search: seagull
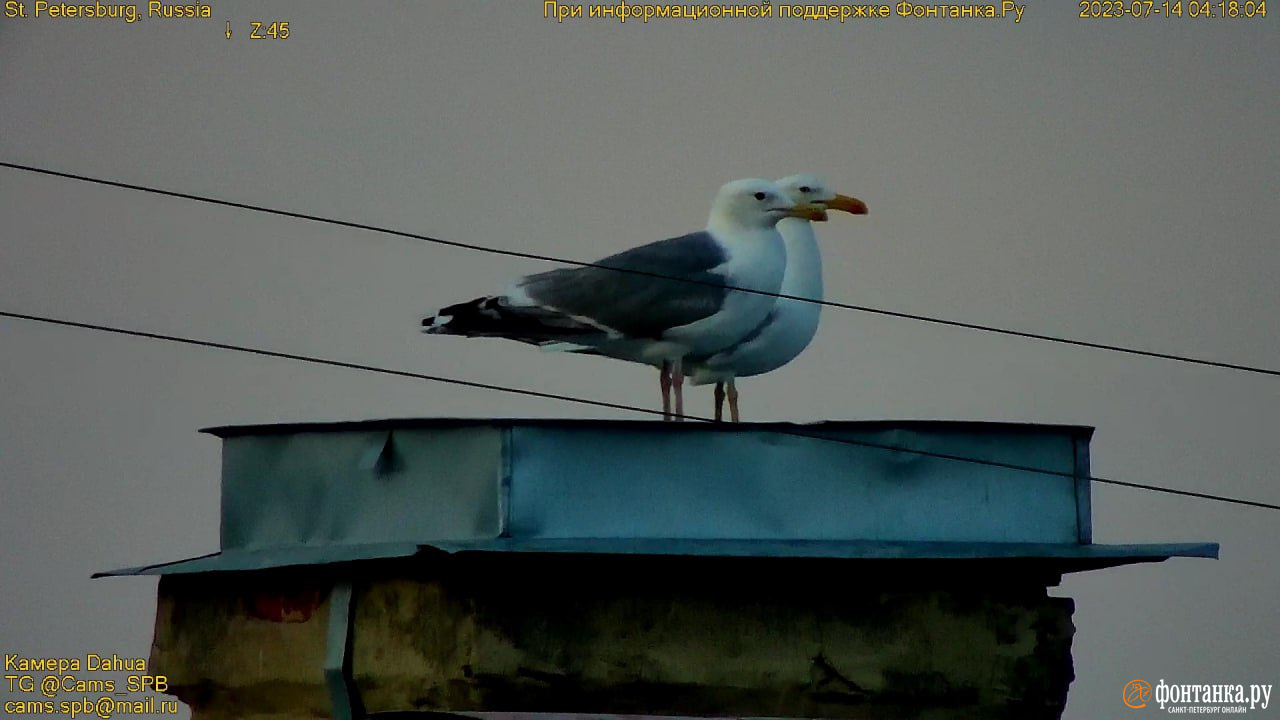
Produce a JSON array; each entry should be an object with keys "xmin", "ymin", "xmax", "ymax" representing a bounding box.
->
[
  {"xmin": 684, "ymin": 174, "xmax": 868, "ymax": 422},
  {"xmin": 563, "ymin": 174, "xmax": 868, "ymax": 421},
  {"xmin": 421, "ymin": 178, "xmax": 828, "ymax": 420}
]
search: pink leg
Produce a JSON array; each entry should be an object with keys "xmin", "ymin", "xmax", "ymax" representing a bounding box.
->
[
  {"xmin": 659, "ymin": 362, "xmax": 672, "ymax": 421},
  {"xmin": 727, "ymin": 379, "xmax": 740, "ymax": 423},
  {"xmin": 671, "ymin": 357, "xmax": 685, "ymax": 421}
]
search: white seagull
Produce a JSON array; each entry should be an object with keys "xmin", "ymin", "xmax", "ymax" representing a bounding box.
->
[
  {"xmin": 686, "ymin": 174, "xmax": 868, "ymax": 421},
  {"xmin": 563, "ymin": 174, "xmax": 867, "ymax": 421},
  {"xmin": 422, "ymin": 178, "xmax": 827, "ymax": 420}
]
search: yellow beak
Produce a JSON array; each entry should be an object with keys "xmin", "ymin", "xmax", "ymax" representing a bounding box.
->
[
  {"xmin": 824, "ymin": 194, "xmax": 869, "ymax": 215},
  {"xmin": 785, "ymin": 202, "xmax": 829, "ymax": 222}
]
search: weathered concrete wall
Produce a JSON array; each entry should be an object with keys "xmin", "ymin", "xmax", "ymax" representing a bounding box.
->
[
  {"xmin": 150, "ymin": 571, "xmax": 334, "ymax": 720},
  {"xmin": 149, "ymin": 555, "xmax": 1075, "ymax": 720}
]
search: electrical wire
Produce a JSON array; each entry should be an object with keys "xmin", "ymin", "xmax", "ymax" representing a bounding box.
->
[
  {"xmin": 3, "ymin": 160, "xmax": 1277, "ymax": 379},
  {"xmin": 4, "ymin": 308, "xmax": 1277, "ymax": 512}
]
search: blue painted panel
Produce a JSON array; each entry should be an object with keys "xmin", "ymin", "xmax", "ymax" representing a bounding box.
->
[
  {"xmin": 1074, "ymin": 435, "xmax": 1093, "ymax": 543},
  {"xmin": 508, "ymin": 424, "xmax": 1079, "ymax": 544},
  {"xmin": 220, "ymin": 427, "xmax": 502, "ymax": 549}
]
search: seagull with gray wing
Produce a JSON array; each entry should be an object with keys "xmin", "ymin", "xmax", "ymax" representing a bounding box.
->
[
  {"xmin": 687, "ymin": 174, "xmax": 868, "ymax": 421},
  {"xmin": 563, "ymin": 174, "xmax": 869, "ymax": 422},
  {"xmin": 422, "ymin": 178, "xmax": 827, "ymax": 420}
]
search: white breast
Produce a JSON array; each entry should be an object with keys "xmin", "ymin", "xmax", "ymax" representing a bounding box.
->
[{"xmin": 688, "ymin": 217, "xmax": 823, "ymax": 382}]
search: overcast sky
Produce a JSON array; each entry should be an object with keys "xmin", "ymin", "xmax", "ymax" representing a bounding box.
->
[{"xmin": 1, "ymin": 2, "xmax": 1277, "ymax": 718}]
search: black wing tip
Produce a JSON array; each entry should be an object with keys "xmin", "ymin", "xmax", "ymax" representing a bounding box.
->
[
  {"xmin": 420, "ymin": 296, "xmax": 497, "ymax": 337},
  {"xmin": 421, "ymin": 316, "xmax": 451, "ymax": 334},
  {"xmin": 419, "ymin": 295, "xmax": 611, "ymax": 348}
]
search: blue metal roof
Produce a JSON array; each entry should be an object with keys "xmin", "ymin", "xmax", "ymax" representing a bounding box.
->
[
  {"xmin": 199, "ymin": 417, "xmax": 1099, "ymax": 436},
  {"xmin": 92, "ymin": 539, "xmax": 1218, "ymax": 578},
  {"xmin": 94, "ymin": 418, "xmax": 1217, "ymax": 578}
]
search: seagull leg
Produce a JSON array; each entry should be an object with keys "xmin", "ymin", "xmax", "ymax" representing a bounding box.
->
[
  {"xmin": 671, "ymin": 357, "xmax": 685, "ymax": 421},
  {"xmin": 713, "ymin": 382, "xmax": 725, "ymax": 422},
  {"xmin": 659, "ymin": 361, "xmax": 672, "ymax": 421},
  {"xmin": 727, "ymin": 378, "xmax": 740, "ymax": 423}
]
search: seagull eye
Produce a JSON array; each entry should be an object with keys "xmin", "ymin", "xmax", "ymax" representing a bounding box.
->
[
  {"xmin": 799, "ymin": 186, "xmax": 812, "ymax": 193},
  {"xmin": 753, "ymin": 191, "xmax": 767, "ymax": 201}
]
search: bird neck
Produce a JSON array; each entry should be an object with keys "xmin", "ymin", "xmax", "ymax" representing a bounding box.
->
[{"xmin": 777, "ymin": 218, "xmax": 823, "ymax": 297}]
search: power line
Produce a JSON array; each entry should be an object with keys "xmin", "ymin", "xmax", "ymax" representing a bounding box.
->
[
  {"xmin": 3, "ymin": 160, "xmax": 1278, "ymax": 379},
  {"xmin": 4, "ymin": 308, "xmax": 1278, "ymax": 512}
]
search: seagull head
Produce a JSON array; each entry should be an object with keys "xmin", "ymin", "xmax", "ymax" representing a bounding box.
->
[
  {"xmin": 709, "ymin": 178, "xmax": 828, "ymax": 231},
  {"xmin": 776, "ymin": 174, "xmax": 868, "ymax": 217}
]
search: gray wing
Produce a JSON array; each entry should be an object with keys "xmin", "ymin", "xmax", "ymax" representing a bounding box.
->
[{"xmin": 516, "ymin": 231, "xmax": 730, "ymax": 339}]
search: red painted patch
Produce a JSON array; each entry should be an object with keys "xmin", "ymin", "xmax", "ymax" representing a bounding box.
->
[{"xmin": 249, "ymin": 589, "xmax": 323, "ymax": 623}]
